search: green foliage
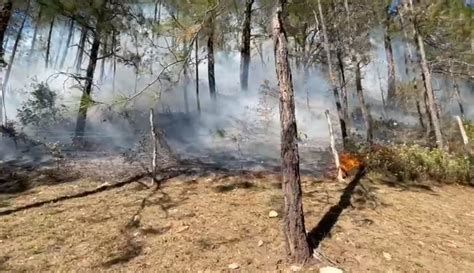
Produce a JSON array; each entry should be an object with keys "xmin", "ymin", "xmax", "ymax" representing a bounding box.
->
[
  {"xmin": 367, "ymin": 144, "xmax": 472, "ymax": 185},
  {"xmin": 17, "ymin": 82, "xmax": 65, "ymax": 129}
]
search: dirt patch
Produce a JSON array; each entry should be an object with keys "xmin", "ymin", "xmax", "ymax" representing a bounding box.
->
[{"xmin": 0, "ymin": 172, "xmax": 473, "ymax": 272}]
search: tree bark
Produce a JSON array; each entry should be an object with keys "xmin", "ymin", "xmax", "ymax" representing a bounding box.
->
[
  {"xmin": 355, "ymin": 60, "xmax": 373, "ymax": 144},
  {"xmin": 100, "ymin": 35, "xmax": 107, "ymax": 82},
  {"xmin": 240, "ymin": 0, "xmax": 253, "ymax": 91},
  {"xmin": 59, "ymin": 19, "xmax": 75, "ymax": 69},
  {"xmin": 45, "ymin": 16, "xmax": 55, "ymax": 69},
  {"xmin": 27, "ymin": 4, "xmax": 42, "ymax": 65},
  {"xmin": 384, "ymin": 16, "xmax": 397, "ymax": 106},
  {"xmin": 74, "ymin": 2, "xmax": 106, "ymax": 141},
  {"xmin": 325, "ymin": 110, "xmax": 343, "ymax": 181},
  {"xmin": 317, "ymin": 0, "xmax": 348, "ymax": 147},
  {"xmin": 207, "ymin": 16, "xmax": 216, "ymax": 100},
  {"xmin": 273, "ymin": 0, "xmax": 312, "ymax": 263}
]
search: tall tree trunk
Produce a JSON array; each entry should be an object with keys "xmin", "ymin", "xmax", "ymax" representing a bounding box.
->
[
  {"xmin": 240, "ymin": 0, "xmax": 253, "ymax": 91},
  {"xmin": 75, "ymin": 26, "xmax": 87, "ymax": 73},
  {"xmin": 195, "ymin": 37, "xmax": 201, "ymax": 113},
  {"xmin": 273, "ymin": 0, "xmax": 312, "ymax": 263},
  {"xmin": 183, "ymin": 62, "xmax": 190, "ymax": 114},
  {"xmin": 2, "ymin": 0, "xmax": 30, "ymax": 123},
  {"xmin": 384, "ymin": 16, "xmax": 397, "ymax": 107},
  {"xmin": 54, "ymin": 20, "xmax": 68, "ymax": 68},
  {"xmin": 336, "ymin": 47, "xmax": 349, "ymax": 125},
  {"xmin": 207, "ymin": 17, "xmax": 216, "ymax": 100},
  {"xmin": 408, "ymin": 0, "xmax": 443, "ymax": 149},
  {"xmin": 317, "ymin": 0, "xmax": 348, "ymax": 147},
  {"xmin": 153, "ymin": 0, "xmax": 162, "ymax": 25},
  {"xmin": 111, "ymin": 31, "xmax": 116, "ymax": 92},
  {"xmin": 59, "ymin": 19, "xmax": 74, "ymax": 69},
  {"xmin": 27, "ymin": 5, "xmax": 42, "ymax": 65},
  {"xmin": 74, "ymin": 2, "xmax": 106, "ymax": 141},
  {"xmin": 449, "ymin": 61, "xmax": 464, "ymax": 117},
  {"xmin": 100, "ymin": 35, "xmax": 107, "ymax": 82},
  {"xmin": 355, "ymin": 59, "xmax": 373, "ymax": 144},
  {"xmin": 414, "ymin": 24, "xmax": 443, "ymax": 149},
  {"xmin": 0, "ymin": 0, "xmax": 13, "ymax": 124},
  {"xmin": 45, "ymin": 17, "xmax": 55, "ymax": 69}
]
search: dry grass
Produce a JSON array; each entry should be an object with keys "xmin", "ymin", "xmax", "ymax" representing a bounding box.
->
[{"xmin": 1, "ymin": 172, "xmax": 474, "ymax": 272}]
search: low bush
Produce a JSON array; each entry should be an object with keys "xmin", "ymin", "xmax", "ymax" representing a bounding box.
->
[{"xmin": 366, "ymin": 144, "xmax": 472, "ymax": 185}]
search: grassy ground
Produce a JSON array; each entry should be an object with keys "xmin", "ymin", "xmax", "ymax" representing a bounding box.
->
[{"xmin": 1, "ymin": 170, "xmax": 473, "ymax": 272}]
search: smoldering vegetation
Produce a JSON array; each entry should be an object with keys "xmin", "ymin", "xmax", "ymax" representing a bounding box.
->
[{"xmin": 0, "ymin": 2, "xmax": 472, "ymax": 176}]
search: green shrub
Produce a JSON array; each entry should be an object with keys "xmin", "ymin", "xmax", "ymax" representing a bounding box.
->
[{"xmin": 366, "ymin": 144, "xmax": 472, "ymax": 185}]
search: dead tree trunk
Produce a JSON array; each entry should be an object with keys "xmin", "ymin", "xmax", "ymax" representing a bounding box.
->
[
  {"xmin": 75, "ymin": 26, "xmax": 87, "ymax": 73},
  {"xmin": 153, "ymin": 0, "xmax": 162, "ymax": 24},
  {"xmin": 273, "ymin": 1, "xmax": 312, "ymax": 263},
  {"xmin": 59, "ymin": 19, "xmax": 75, "ymax": 69},
  {"xmin": 325, "ymin": 110, "xmax": 343, "ymax": 181},
  {"xmin": 27, "ymin": 4, "xmax": 42, "ymax": 65},
  {"xmin": 415, "ymin": 24, "xmax": 443, "ymax": 149},
  {"xmin": 207, "ymin": 17, "xmax": 216, "ymax": 100},
  {"xmin": 2, "ymin": 0, "xmax": 30, "ymax": 123},
  {"xmin": 317, "ymin": 0, "xmax": 348, "ymax": 147},
  {"xmin": 240, "ymin": 0, "xmax": 253, "ymax": 91},
  {"xmin": 408, "ymin": 0, "xmax": 443, "ymax": 149},
  {"xmin": 45, "ymin": 16, "xmax": 55, "ymax": 69},
  {"xmin": 74, "ymin": 3, "xmax": 106, "ymax": 141},
  {"xmin": 195, "ymin": 37, "xmax": 201, "ymax": 113},
  {"xmin": 355, "ymin": 59, "xmax": 373, "ymax": 144},
  {"xmin": 384, "ymin": 16, "xmax": 397, "ymax": 106}
]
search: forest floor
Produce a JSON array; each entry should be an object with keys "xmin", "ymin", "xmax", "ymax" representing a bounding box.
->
[{"xmin": 1, "ymin": 158, "xmax": 474, "ymax": 272}]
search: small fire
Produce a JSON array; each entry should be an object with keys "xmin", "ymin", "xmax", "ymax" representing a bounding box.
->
[{"xmin": 340, "ymin": 152, "xmax": 363, "ymax": 178}]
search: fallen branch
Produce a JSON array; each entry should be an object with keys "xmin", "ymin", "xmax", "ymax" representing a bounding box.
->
[{"xmin": 0, "ymin": 171, "xmax": 182, "ymax": 217}]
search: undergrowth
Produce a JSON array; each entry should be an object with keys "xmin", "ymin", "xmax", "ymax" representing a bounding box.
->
[{"xmin": 366, "ymin": 144, "xmax": 472, "ymax": 185}]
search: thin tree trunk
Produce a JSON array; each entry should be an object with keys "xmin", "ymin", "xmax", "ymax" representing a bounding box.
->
[
  {"xmin": 449, "ymin": 61, "xmax": 464, "ymax": 117},
  {"xmin": 183, "ymin": 60, "xmax": 190, "ymax": 113},
  {"xmin": 45, "ymin": 17, "xmax": 55, "ymax": 69},
  {"xmin": 384, "ymin": 16, "xmax": 397, "ymax": 107},
  {"xmin": 415, "ymin": 100, "xmax": 425, "ymax": 129},
  {"xmin": 54, "ymin": 20, "xmax": 68, "ymax": 68},
  {"xmin": 415, "ymin": 26, "xmax": 443, "ymax": 149},
  {"xmin": 336, "ymin": 47, "xmax": 349, "ymax": 124},
  {"xmin": 153, "ymin": 0, "xmax": 162, "ymax": 25},
  {"xmin": 2, "ymin": 0, "xmax": 30, "ymax": 123},
  {"xmin": 100, "ymin": 35, "xmax": 107, "ymax": 82},
  {"xmin": 195, "ymin": 37, "xmax": 201, "ymax": 113},
  {"xmin": 325, "ymin": 110, "xmax": 343, "ymax": 181},
  {"xmin": 111, "ymin": 31, "xmax": 116, "ymax": 92},
  {"xmin": 150, "ymin": 109, "xmax": 158, "ymax": 185},
  {"xmin": 0, "ymin": 0, "xmax": 13, "ymax": 124},
  {"xmin": 240, "ymin": 0, "xmax": 253, "ymax": 91},
  {"xmin": 408, "ymin": 0, "xmax": 443, "ymax": 149},
  {"xmin": 207, "ymin": 17, "xmax": 216, "ymax": 100},
  {"xmin": 59, "ymin": 19, "xmax": 74, "ymax": 69},
  {"xmin": 355, "ymin": 60, "xmax": 373, "ymax": 144},
  {"xmin": 317, "ymin": 0, "xmax": 348, "ymax": 147},
  {"xmin": 273, "ymin": 0, "xmax": 312, "ymax": 263},
  {"xmin": 74, "ymin": 2, "xmax": 106, "ymax": 141},
  {"xmin": 75, "ymin": 26, "xmax": 87, "ymax": 73},
  {"xmin": 27, "ymin": 5, "xmax": 42, "ymax": 65}
]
